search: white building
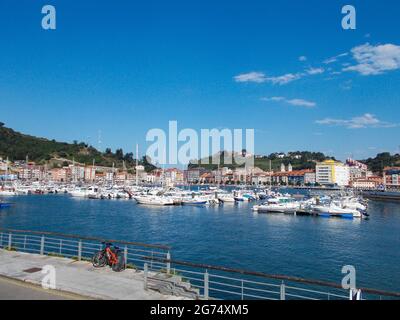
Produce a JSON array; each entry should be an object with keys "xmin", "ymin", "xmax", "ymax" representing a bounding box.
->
[{"xmin": 316, "ymin": 160, "xmax": 350, "ymax": 186}]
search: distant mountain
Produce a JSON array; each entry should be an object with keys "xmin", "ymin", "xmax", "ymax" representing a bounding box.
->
[{"xmin": 0, "ymin": 122, "xmax": 156, "ymax": 172}]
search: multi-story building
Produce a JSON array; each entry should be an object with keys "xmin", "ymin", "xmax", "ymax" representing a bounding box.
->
[
  {"xmin": 316, "ymin": 160, "xmax": 350, "ymax": 186},
  {"xmin": 50, "ymin": 168, "xmax": 68, "ymax": 182},
  {"xmin": 84, "ymin": 166, "xmax": 96, "ymax": 182},
  {"xmin": 384, "ymin": 167, "xmax": 400, "ymax": 187},
  {"xmin": 350, "ymin": 176, "xmax": 383, "ymax": 189}
]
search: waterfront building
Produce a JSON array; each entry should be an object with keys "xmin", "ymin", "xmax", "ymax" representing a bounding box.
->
[
  {"xmin": 304, "ymin": 172, "xmax": 316, "ymax": 185},
  {"xmin": 346, "ymin": 158, "xmax": 369, "ymax": 181},
  {"xmin": 383, "ymin": 167, "xmax": 400, "ymax": 188},
  {"xmin": 84, "ymin": 166, "xmax": 96, "ymax": 182},
  {"xmin": 70, "ymin": 165, "xmax": 85, "ymax": 182},
  {"xmin": 50, "ymin": 168, "xmax": 68, "ymax": 182},
  {"xmin": 184, "ymin": 168, "xmax": 208, "ymax": 184},
  {"xmin": 164, "ymin": 168, "xmax": 184, "ymax": 184},
  {"xmin": 271, "ymin": 169, "xmax": 314, "ymax": 185},
  {"xmin": 251, "ymin": 172, "xmax": 272, "ymax": 185},
  {"xmin": 350, "ymin": 176, "xmax": 383, "ymax": 189},
  {"xmin": 315, "ymin": 160, "xmax": 350, "ymax": 186}
]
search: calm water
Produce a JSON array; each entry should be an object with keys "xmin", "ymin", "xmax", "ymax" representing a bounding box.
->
[{"xmin": 1, "ymin": 192, "xmax": 400, "ymax": 292}]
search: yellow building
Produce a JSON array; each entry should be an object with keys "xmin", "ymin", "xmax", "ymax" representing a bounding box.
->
[{"xmin": 316, "ymin": 160, "xmax": 350, "ymax": 186}]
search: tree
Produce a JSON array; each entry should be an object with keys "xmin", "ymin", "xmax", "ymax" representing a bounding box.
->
[{"xmin": 115, "ymin": 148, "xmax": 124, "ymax": 160}]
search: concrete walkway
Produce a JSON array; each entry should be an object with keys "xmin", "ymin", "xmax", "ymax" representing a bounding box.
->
[
  {"xmin": 0, "ymin": 249, "xmax": 185, "ymax": 300},
  {"xmin": 0, "ymin": 276, "xmax": 87, "ymax": 300}
]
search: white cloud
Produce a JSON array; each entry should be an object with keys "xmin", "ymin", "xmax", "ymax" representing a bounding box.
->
[
  {"xmin": 234, "ymin": 71, "xmax": 266, "ymax": 83},
  {"xmin": 343, "ymin": 43, "xmax": 400, "ymax": 75},
  {"xmin": 306, "ymin": 67, "xmax": 324, "ymax": 75},
  {"xmin": 323, "ymin": 52, "xmax": 348, "ymax": 64},
  {"xmin": 286, "ymin": 99, "xmax": 316, "ymax": 107},
  {"xmin": 267, "ymin": 73, "xmax": 303, "ymax": 85},
  {"xmin": 299, "ymin": 56, "xmax": 307, "ymax": 62},
  {"xmin": 234, "ymin": 72, "xmax": 303, "ymax": 85},
  {"xmin": 316, "ymin": 113, "xmax": 397, "ymax": 129},
  {"xmin": 261, "ymin": 96, "xmax": 316, "ymax": 108}
]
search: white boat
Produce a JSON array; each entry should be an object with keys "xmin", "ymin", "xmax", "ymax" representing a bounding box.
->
[
  {"xmin": 253, "ymin": 197, "xmax": 299, "ymax": 213},
  {"xmin": 0, "ymin": 189, "xmax": 18, "ymax": 196},
  {"xmin": 182, "ymin": 197, "xmax": 208, "ymax": 206},
  {"xmin": 312, "ymin": 204, "xmax": 363, "ymax": 218},
  {"xmin": 218, "ymin": 193, "xmax": 235, "ymax": 203},
  {"xmin": 134, "ymin": 195, "xmax": 175, "ymax": 206},
  {"xmin": 69, "ymin": 186, "xmax": 99, "ymax": 198}
]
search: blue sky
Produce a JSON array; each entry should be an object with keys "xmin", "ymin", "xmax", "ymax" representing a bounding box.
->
[{"xmin": 0, "ymin": 0, "xmax": 399, "ymax": 162}]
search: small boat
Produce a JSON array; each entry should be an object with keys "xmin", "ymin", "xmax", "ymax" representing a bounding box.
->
[
  {"xmin": 182, "ymin": 198, "xmax": 208, "ymax": 206},
  {"xmin": 312, "ymin": 204, "xmax": 363, "ymax": 219},
  {"xmin": 218, "ymin": 194, "xmax": 236, "ymax": 203},
  {"xmin": 134, "ymin": 195, "xmax": 175, "ymax": 206},
  {"xmin": 0, "ymin": 201, "xmax": 12, "ymax": 209},
  {"xmin": 0, "ymin": 190, "xmax": 18, "ymax": 196},
  {"xmin": 253, "ymin": 197, "xmax": 299, "ymax": 214}
]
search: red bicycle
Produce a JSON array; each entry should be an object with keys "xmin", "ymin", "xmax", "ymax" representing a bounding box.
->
[{"xmin": 92, "ymin": 242, "xmax": 126, "ymax": 272}]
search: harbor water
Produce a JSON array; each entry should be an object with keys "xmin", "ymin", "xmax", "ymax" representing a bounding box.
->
[{"xmin": 0, "ymin": 191, "xmax": 399, "ymax": 293}]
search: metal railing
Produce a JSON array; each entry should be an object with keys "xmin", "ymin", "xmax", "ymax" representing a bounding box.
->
[
  {"xmin": 142, "ymin": 257, "xmax": 400, "ymax": 301},
  {"xmin": 1, "ymin": 228, "xmax": 399, "ymax": 300},
  {"xmin": 0, "ymin": 228, "xmax": 170, "ymax": 273}
]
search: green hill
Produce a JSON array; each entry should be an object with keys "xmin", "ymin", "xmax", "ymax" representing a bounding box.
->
[
  {"xmin": 189, "ymin": 151, "xmax": 335, "ymax": 171},
  {"xmin": 361, "ymin": 152, "xmax": 400, "ymax": 174},
  {"xmin": 0, "ymin": 122, "xmax": 156, "ymax": 171}
]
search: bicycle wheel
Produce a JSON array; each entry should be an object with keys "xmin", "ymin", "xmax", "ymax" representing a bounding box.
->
[
  {"xmin": 92, "ymin": 251, "xmax": 107, "ymax": 267},
  {"xmin": 112, "ymin": 252, "xmax": 126, "ymax": 272}
]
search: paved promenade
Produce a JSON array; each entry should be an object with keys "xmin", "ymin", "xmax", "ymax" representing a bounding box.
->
[{"xmin": 0, "ymin": 249, "xmax": 184, "ymax": 300}]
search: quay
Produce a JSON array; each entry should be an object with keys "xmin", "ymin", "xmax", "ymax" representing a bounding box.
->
[
  {"xmin": 362, "ymin": 190, "xmax": 400, "ymax": 202},
  {"xmin": 0, "ymin": 249, "xmax": 186, "ymax": 300},
  {"xmin": 1, "ymin": 228, "xmax": 400, "ymax": 300}
]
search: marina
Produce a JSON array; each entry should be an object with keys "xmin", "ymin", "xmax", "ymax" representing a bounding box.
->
[{"xmin": 1, "ymin": 184, "xmax": 400, "ymax": 294}]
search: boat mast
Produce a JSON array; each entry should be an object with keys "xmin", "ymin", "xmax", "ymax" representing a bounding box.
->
[
  {"xmin": 136, "ymin": 143, "xmax": 139, "ymax": 186},
  {"xmin": 269, "ymin": 159, "xmax": 272, "ymax": 189}
]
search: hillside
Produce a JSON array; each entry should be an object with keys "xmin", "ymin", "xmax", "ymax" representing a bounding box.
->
[
  {"xmin": 361, "ymin": 152, "xmax": 400, "ymax": 174},
  {"xmin": 189, "ymin": 151, "xmax": 335, "ymax": 171},
  {"xmin": 0, "ymin": 122, "xmax": 156, "ymax": 172}
]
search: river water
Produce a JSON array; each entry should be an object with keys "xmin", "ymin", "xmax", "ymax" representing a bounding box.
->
[{"xmin": 0, "ymin": 191, "xmax": 399, "ymax": 293}]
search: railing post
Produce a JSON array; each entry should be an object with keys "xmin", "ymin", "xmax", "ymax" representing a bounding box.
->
[
  {"xmin": 124, "ymin": 246, "xmax": 128, "ymax": 265},
  {"xmin": 349, "ymin": 289, "xmax": 362, "ymax": 300},
  {"xmin": 40, "ymin": 236, "xmax": 45, "ymax": 255},
  {"xmin": 0, "ymin": 232, "xmax": 3, "ymax": 248},
  {"xmin": 8, "ymin": 233, "xmax": 12, "ymax": 250},
  {"xmin": 204, "ymin": 270, "xmax": 209, "ymax": 300},
  {"xmin": 166, "ymin": 251, "xmax": 171, "ymax": 274},
  {"xmin": 23, "ymin": 235, "xmax": 27, "ymax": 250},
  {"xmin": 144, "ymin": 263, "xmax": 148, "ymax": 290},
  {"xmin": 241, "ymin": 280, "xmax": 244, "ymax": 300},
  {"xmin": 78, "ymin": 240, "xmax": 82, "ymax": 261},
  {"xmin": 280, "ymin": 281, "xmax": 286, "ymax": 300}
]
